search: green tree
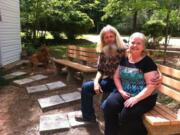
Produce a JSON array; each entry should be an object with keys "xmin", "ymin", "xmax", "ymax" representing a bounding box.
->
[
  {"xmin": 155, "ymin": 0, "xmax": 180, "ymax": 63},
  {"xmin": 20, "ymin": 0, "xmax": 94, "ymax": 41},
  {"xmin": 103, "ymin": 0, "xmax": 157, "ymax": 32}
]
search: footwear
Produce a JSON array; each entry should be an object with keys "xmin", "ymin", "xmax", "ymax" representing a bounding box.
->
[{"xmin": 75, "ymin": 112, "xmax": 97, "ymax": 123}]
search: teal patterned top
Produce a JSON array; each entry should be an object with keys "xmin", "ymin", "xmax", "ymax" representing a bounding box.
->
[{"xmin": 119, "ymin": 56, "xmax": 157, "ymax": 96}]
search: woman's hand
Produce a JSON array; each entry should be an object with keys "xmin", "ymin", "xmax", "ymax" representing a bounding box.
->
[
  {"xmin": 119, "ymin": 90, "xmax": 131, "ymax": 100},
  {"xmin": 124, "ymin": 97, "xmax": 139, "ymax": 108},
  {"xmin": 94, "ymin": 82, "xmax": 103, "ymax": 95}
]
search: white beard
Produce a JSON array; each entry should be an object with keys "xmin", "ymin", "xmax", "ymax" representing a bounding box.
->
[{"xmin": 102, "ymin": 44, "xmax": 118, "ymax": 57}]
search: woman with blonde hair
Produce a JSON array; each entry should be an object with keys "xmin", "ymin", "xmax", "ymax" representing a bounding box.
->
[
  {"xmin": 76, "ymin": 25, "xmax": 126, "ymax": 122},
  {"xmin": 103, "ymin": 32, "xmax": 159, "ymax": 135}
]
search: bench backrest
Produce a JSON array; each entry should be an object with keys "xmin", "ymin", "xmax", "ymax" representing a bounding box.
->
[
  {"xmin": 158, "ymin": 64, "xmax": 180, "ymax": 102},
  {"xmin": 67, "ymin": 45, "xmax": 98, "ymax": 64}
]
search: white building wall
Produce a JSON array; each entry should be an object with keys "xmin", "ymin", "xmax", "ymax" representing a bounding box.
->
[{"xmin": 0, "ymin": 0, "xmax": 21, "ymax": 66}]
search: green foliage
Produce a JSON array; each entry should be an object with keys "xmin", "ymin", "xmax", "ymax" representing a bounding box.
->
[
  {"xmin": 144, "ymin": 20, "xmax": 166, "ymax": 37},
  {"xmin": 144, "ymin": 20, "xmax": 165, "ymax": 48},
  {"xmin": 0, "ymin": 69, "xmax": 9, "ymax": 87},
  {"xmin": 24, "ymin": 44, "xmax": 36, "ymax": 56},
  {"xmin": 21, "ymin": 0, "xmax": 95, "ymax": 41},
  {"xmin": 102, "ymin": 0, "xmax": 157, "ymax": 32}
]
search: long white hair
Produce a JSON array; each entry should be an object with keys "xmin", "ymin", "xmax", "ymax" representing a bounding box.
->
[{"xmin": 96, "ymin": 25, "xmax": 125, "ymax": 53}]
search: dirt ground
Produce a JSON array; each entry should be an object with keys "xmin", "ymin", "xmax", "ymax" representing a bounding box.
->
[
  {"xmin": 0, "ymin": 64, "xmax": 104, "ymax": 135},
  {"xmin": 0, "ymin": 56, "xmax": 180, "ymax": 135}
]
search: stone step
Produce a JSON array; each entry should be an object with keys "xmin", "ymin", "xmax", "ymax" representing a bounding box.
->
[
  {"xmin": 39, "ymin": 113, "xmax": 70, "ymax": 134},
  {"xmin": 13, "ymin": 74, "xmax": 48, "ymax": 86},
  {"xmin": 3, "ymin": 71, "xmax": 27, "ymax": 80},
  {"xmin": 26, "ymin": 81, "xmax": 66, "ymax": 94},
  {"xmin": 67, "ymin": 111, "xmax": 91, "ymax": 128},
  {"xmin": 39, "ymin": 111, "xmax": 90, "ymax": 134},
  {"xmin": 38, "ymin": 91, "xmax": 81, "ymax": 112}
]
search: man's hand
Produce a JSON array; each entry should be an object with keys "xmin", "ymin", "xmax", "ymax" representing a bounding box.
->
[
  {"xmin": 94, "ymin": 82, "xmax": 103, "ymax": 95},
  {"xmin": 151, "ymin": 73, "xmax": 162, "ymax": 88}
]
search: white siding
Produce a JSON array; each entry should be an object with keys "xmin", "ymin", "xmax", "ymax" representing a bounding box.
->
[{"xmin": 0, "ymin": 0, "xmax": 21, "ymax": 66}]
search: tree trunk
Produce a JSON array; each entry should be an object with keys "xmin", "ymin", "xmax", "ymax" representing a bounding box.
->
[
  {"xmin": 132, "ymin": 11, "xmax": 138, "ymax": 32},
  {"xmin": 163, "ymin": 9, "xmax": 171, "ymax": 64}
]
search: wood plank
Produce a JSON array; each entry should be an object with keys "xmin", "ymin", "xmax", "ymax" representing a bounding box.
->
[
  {"xmin": 68, "ymin": 53, "xmax": 78, "ymax": 59},
  {"xmin": 53, "ymin": 59, "xmax": 97, "ymax": 73},
  {"xmin": 153, "ymin": 106, "xmax": 180, "ymax": 125},
  {"xmin": 68, "ymin": 45, "xmax": 96, "ymax": 53},
  {"xmin": 68, "ymin": 45, "xmax": 77, "ymax": 50},
  {"xmin": 144, "ymin": 111, "xmax": 170, "ymax": 126},
  {"xmin": 158, "ymin": 64, "xmax": 180, "ymax": 79},
  {"xmin": 156, "ymin": 103, "xmax": 178, "ymax": 119},
  {"xmin": 144, "ymin": 110, "xmax": 170, "ymax": 126},
  {"xmin": 78, "ymin": 47, "xmax": 96, "ymax": 53},
  {"xmin": 162, "ymin": 75, "xmax": 180, "ymax": 92},
  {"xmin": 78, "ymin": 56, "xmax": 97, "ymax": 63},
  {"xmin": 78, "ymin": 51, "xmax": 98, "ymax": 58},
  {"xmin": 159, "ymin": 85, "xmax": 180, "ymax": 102},
  {"xmin": 68, "ymin": 50, "xmax": 98, "ymax": 58}
]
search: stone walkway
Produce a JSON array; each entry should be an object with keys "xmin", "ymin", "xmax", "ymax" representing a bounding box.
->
[{"xmin": 5, "ymin": 70, "xmax": 94, "ymax": 135}]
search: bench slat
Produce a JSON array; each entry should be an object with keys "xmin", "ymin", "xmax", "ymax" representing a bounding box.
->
[
  {"xmin": 153, "ymin": 106, "xmax": 180, "ymax": 125},
  {"xmin": 158, "ymin": 64, "xmax": 180, "ymax": 79},
  {"xmin": 156, "ymin": 103, "xmax": 178, "ymax": 119},
  {"xmin": 68, "ymin": 45, "xmax": 97, "ymax": 53},
  {"xmin": 144, "ymin": 111, "xmax": 170, "ymax": 126},
  {"xmin": 68, "ymin": 50, "xmax": 98, "ymax": 58},
  {"xmin": 159, "ymin": 85, "xmax": 180, "ymax": 102},
  {"xmin": 54, "ymin": 59, "xmax": 96, "ymax": 73},
  {"xmin": 162, "ymin": 75, "xmax": 180, "ymax": 92},
  {"xmin": 68, "ymin": 54, "xmax": 97, "ymax": 63}
]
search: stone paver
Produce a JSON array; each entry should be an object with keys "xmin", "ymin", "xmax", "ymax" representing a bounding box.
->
[
  {"xmin": 39, "ymin": 113, "xmax": 70, "ymax": 134},
  {"xmin": 77, "ymin": 88, "xmax": 82, "ymax": 92},
  {"xmin": 38, "ymin": 95, "xmax": 65, "ymax": 111},
  {"xmin": 13, "ymin": 78, "xmax": 34, "ymax": 85},
  {"xmin": 67, "ymin": 111, "xmax": 90, "ymax": 128},
  {"xmin": 29, "ymin": 74, "xmax": 48, "ymax": 81},
  {"xmin": 46, "ymin": 81, "xmax": 66, "ymax": 90},
  {"xmin": 26, "ymin": 81, "xmax": 66, "ymax": 94},
  {"xmin": 4, "ymin": 71, "xmax": 27, "ymax": 80},
  {"xmin": 60, "ymin": 92, "xmax": 81, "ymax": 103},
  {"xmin": 10, "ymin": 71, "xmax": 27, "ymax": 76},
  {"xmin": 13, "ymin": 74, "xmax": 48, "ymax": 86},
  {"xmin": 26, "ymin": 85, "xmax": 48, "ymax": 94},
  {"xmin": 38, "ymin": 91, "xmax": 81, "ymax": 111}
]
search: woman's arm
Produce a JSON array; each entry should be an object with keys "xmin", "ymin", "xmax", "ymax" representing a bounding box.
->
[
  {"xmin": 124, "ymin": 70, "xmax": 158, "ymax": 108},
  {"xmin": 114, "ymin": 66, "xmax": 131, "ymax": 100}
]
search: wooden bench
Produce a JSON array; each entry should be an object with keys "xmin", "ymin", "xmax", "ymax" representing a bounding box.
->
[
  {"xmin": 53, "ymin": 45, "xmax": 98, "ymax": 82},
  {"xmin": 54, "ymin": 45, "xmax": 180, "ymax": 134},
  {"xmin": 144, "ymin": 64, "xmax": 180, "ymax": 135}
]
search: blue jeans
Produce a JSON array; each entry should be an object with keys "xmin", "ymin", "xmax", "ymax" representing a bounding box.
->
[{"xmin": 81, "ymin": 78, "xmax": 115, "ymax": 120}]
